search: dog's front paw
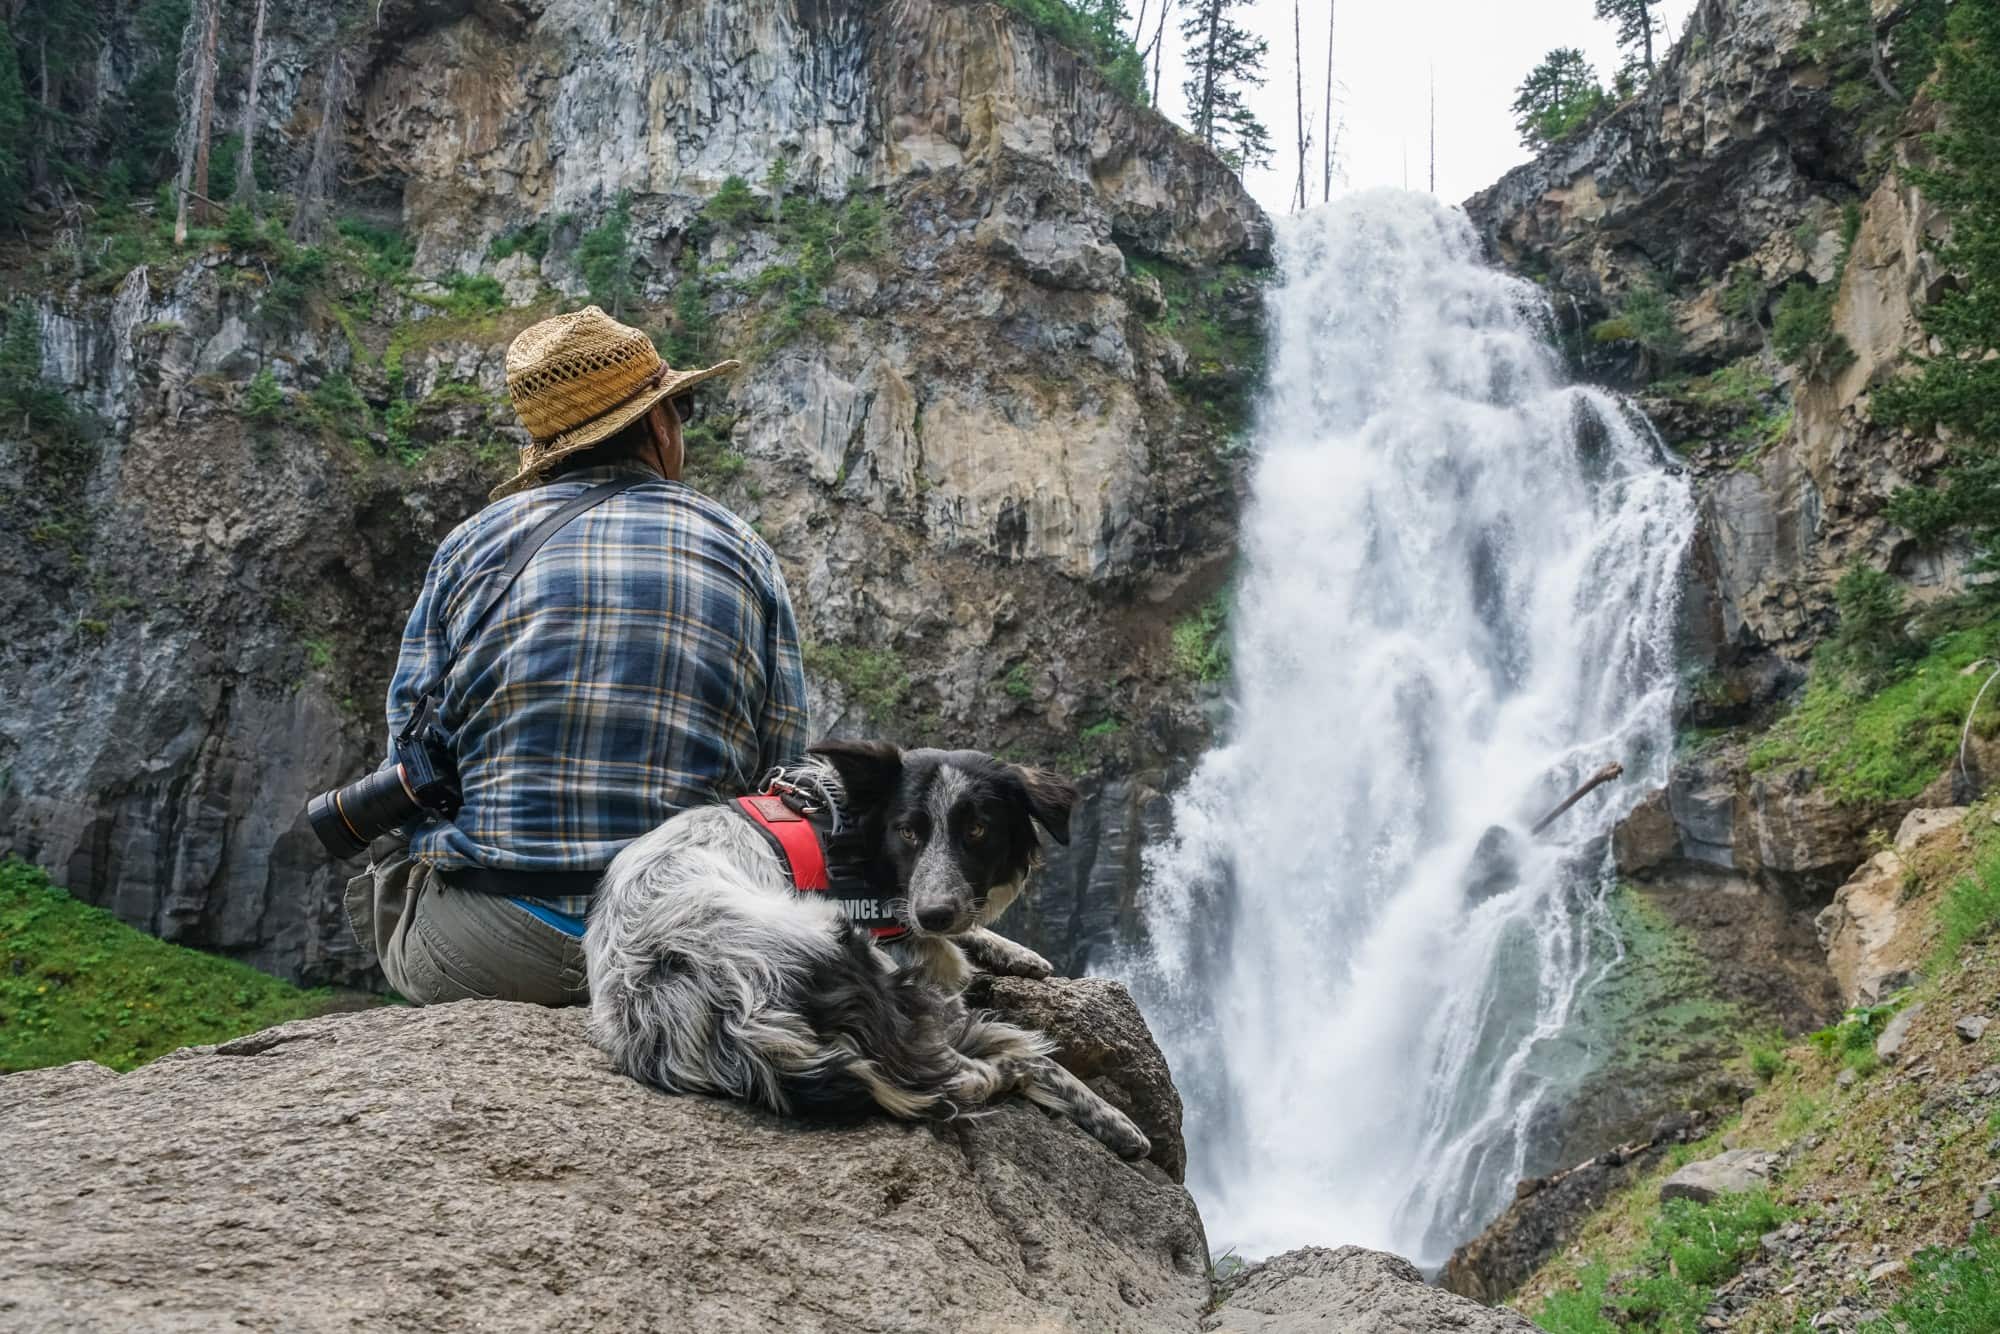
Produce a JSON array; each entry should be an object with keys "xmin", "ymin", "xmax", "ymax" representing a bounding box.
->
[
  {"xmin": 1075, "ymin": 1100, "xmax": 1150, "ymax": 1162},
  {"xmin": 1099, "ymin": 1111, "xmax": 1152, "ymax": 1163},
  {"xmin": 992, "ymin": 945, "xmax": 1053, "ymax": 980}
]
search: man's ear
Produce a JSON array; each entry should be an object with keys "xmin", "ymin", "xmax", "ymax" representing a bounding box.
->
[
  {"xmin": 808, "ymin": 739, "xmax": 904, "ymax": 811},
  {"xmin": 1010, "ymin": 765, "xmax": 1076, "ymax": 846}
]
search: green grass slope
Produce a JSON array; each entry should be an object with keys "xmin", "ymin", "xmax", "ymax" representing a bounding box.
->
[{"xmin": 0, "ymin": 857, "xmax": 352, "ymax": 1073}]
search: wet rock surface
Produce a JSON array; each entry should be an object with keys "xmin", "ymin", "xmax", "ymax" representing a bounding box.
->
[{"xmin": 1207, "ymin": 1247, "xmax": 1539, "ymax": 1333}]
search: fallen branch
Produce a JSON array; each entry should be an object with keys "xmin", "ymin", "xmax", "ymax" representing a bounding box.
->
[{"xmin": 1529, "ymin": 761, "xmax": 1625, "ymax": 837}]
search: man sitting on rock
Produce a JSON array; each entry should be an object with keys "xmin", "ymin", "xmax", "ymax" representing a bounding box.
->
[{"xmin": 345, "ymin": 306, "xmax": 809, "ymax": 1006}]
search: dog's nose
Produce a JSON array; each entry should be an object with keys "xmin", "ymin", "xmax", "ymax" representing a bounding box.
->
[{"xmin": 915, "ymin": 904, "xmax": 956, "ymax": 933}]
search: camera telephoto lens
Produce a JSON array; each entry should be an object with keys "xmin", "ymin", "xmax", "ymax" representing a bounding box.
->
[{"xmin": 306, "ymin": 766, "xmax": 417, "ymax": 859}]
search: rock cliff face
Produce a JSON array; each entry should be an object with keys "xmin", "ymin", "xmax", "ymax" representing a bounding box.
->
[
  {"xmin": 1464, "ymin": 0, "xmax": 1973, "ymax": 1031},
  {"xmin": 1466, "ymin": 0, "xmax": 1963, "ymax": 687},
  {"xmin": 1451, "ymin": 0, "xmax": 1981, "ymax": 1301},
  {"xmin": 0, "ymin": 981, "xmax": 1527, "ymax": 1333},
  {"xmin": 0, "ymin": 0, "xmax": 1269, "ymax": 985}
]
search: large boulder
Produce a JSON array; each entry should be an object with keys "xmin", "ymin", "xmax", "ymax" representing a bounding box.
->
[
  {"xmin": 1660, "ymin": 1149, "xmax": 1778, "ymax": 1205},
  {"xmin": 0, "ymin": 992, "xmax": 1210, "ymax": 1334},
  {"xmin": 1206, "ymin": 1248, "xmax": 1539, "ymax": 1333},
  {"xmin": 1816, "ymin": 807, "xmax": 1969, "ymax": 1006},
  {"xmin": 0, "ymin": 978, "xmax": 1514, "ymax": 1333},
  {"xmin": 967, "ymin": 973, "xmax": 1189, "ymax": 1182}
]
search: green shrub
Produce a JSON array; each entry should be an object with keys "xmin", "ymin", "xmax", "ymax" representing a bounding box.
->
[
  {"xmin": 0, "ymin": 858, "xmax": 345, "ymax": 1073},
  {"xmin": 702, "ymin": 175, "xmax": 762, "ymax": 230},
  {"xmin": 1931, "ymin": 839, "xmax": 2000, "ymax": 972},
  {"xmin": 1749, "ymin": 1043, "xmax": 1787, "ymax": 1082},
  {"xmin": 487, "ymin": 220, "xmax": 551, "ymax": 262},
  {"xmin": 1534, "ymin": 1261, "xmax": 1618, "ymax": 1334},
  {"xmin": 417, "ymin": 272, "xmax": 506, "ymax": 319},
  {"xmin": 993, "ymin": 0, "xmax": 1146, "ymax": 103},
  {"xmin": 1172, "ymin": 594, "xmax": 1232, "ymax": 683},
  {"xmin": 335, "ymin": 217, "xmax": 413, "ymax": 282},
  {"xmin": 655, "ymin": 258, "xmax": 716, "ymax": 368},
  {"xmin": 1591, "ymin": 284, "xmax": 1682, "ymax": 367},
  {"xmin": 0, "ymin": 300, "xmax": 79, "ymax": 439},
  {"xmin": 805, "ymin": 642, "xmax": 909, "ymax": 722},
  {"xmin": 1003, "ymin": 664, "xmax": 1035, "ymax": 701},
  {"xmin": 1822, "ymin": 564, "xmax": 1917, "ymax": 690},
  {"xmin": 1865, "ymin": 1227, "xmax": 2000, "ymax": 1334},
  {"xmin": 1771, "ymin": 281, "xmax": 1854, "ymax": 377},
  {"xmin": 1533, "ymin": 1192, "xmax": 1789, "ymax": 1334},
  {"xmin": 240, "ymin": 369, "xmax": 286, "ymax": 424},
  {"xmin": 1748, "ymin": 617, "xmax": 2000, "ymax": 802},
  {"xmin": 1719, "ymin": 265, "xmax": 1766, "ymax": 326},
  {"xmin": 310, "ymin": 372, "xmax": 368, "ymax": 427},
  {"xmin": 1809, "ymin": 998, "xmax": 1903, "ymax": 1072},
  {"xmin": 1080, "ymin": 717, "xmax": 1122, "ymax": 742},
  {"xmin": 579, "ymin": 192, "xmax": 637, "ymax": 316}
]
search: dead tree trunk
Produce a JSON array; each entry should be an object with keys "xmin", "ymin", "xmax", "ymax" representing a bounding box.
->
[
  {"xmin": 1320, "ymin": 0, "xmax": 1335, "ymax": 202},
  {"xmin": 233, "ymin": 0, "xmax": 268, "ymax": 209},
  {"xmin": 290, "ymin": 47, "xmax": 351, "ymax": 243},
  {"xmin": 172, "ymin": 0, "xmax": 221, "ymax": 245},
  {"xmin": 1292, "ymin": 0, "xmax": 1307, "ymax": 210},
  {"xmin": 1529, "ymin": 762, "xmax": 1626, "ymax": 836}
]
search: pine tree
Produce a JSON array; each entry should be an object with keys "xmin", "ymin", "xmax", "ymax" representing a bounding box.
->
[
  {"xmin": 0, "ymin": 22, "xmax": 29, "ymax": 223},
  {"xmin": 1875, "ymin": 0, "xmax": 2000, "ymax": 570},
  {"xmin": 1181, "ymin": 0, "xmax": 1272, "ymax": 171},
  {"xmin": 1594, "ymin": 0, "xmax": 1661, "ymax": 79},
  {"xmin": 1510, "ymin": 48, "xmax": 1605, "ymax": 150}
]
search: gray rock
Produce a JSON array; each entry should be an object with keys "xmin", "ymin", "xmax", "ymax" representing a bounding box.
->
[
  {"xmin": 1876, "ymin": 1004, "xmax": 1926, "ymax": 1064},
  {"xmin": 966, "ymin": 973, "xmax": 1188, "ymax": 1182},
  {"xmin": 1957, "ymin": 1015, "xmax": 1989, "ymax": 1043},
  {"xmin": 1837, "ymin": 1067, "xmax": 1859, "ymax": 1088},
  {"xmin": 1975, "ymin": 1194, "xmax": 1994, "ymax": 1221},
  {"xmin": 1660, "ymin": 1149, "xmax": 1778, "ymax": 1204},
  {"xmin": 0, "ymin": 999, "xmax": 1211, "ymax": 1333},
  {"xmin": 1205, "ymin": 1247, "xmax": 1539, "ymax": 1333}
]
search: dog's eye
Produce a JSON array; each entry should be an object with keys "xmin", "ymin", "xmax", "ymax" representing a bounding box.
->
[
  {"xmin": 898, "ymin": 825, "xmax": 922, "ymax": 845},
  {"xmin": 965, "ymin": 822, "xmax": 987, "ymax": 843}
]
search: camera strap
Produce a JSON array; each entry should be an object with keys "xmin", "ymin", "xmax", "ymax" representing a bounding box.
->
[{"xmin": 415, "ymin": 473, "xmax": 650, "ymax": 705}]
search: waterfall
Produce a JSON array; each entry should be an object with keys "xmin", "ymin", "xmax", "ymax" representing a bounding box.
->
[{"xmin": 1113, "ymin": 191, "xmax": 1696, "ymax": 1268}]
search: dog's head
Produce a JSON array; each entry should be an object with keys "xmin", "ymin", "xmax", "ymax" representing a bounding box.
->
[{"xmin": 809, "ymin": 740, "xmax": 1075, "ymax": 937}]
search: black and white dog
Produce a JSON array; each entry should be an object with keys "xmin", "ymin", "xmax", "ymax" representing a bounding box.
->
[{"xmin": 584, "ymin": 740, "xmax": 1151, "ymax": 1161}]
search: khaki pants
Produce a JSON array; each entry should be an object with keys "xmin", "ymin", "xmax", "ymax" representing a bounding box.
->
[{"xmin": 343, "ymin": 853, "xmax": 589, "ymax": 1007}]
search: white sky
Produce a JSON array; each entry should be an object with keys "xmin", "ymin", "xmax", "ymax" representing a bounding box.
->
[{"xmin": 1139, "ymin": 0, "xmax": 1699, "ymax": 210}]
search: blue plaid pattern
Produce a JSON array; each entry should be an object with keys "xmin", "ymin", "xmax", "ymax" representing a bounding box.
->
[{"xmin": 386, "ymin": 463, "xmax": 809, "ymax": 916}]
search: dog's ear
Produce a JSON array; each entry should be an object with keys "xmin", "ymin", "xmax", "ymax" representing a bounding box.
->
[
  {"xmin": 1009, "ymin": 765, "xmax": 1076, "ymax": 846},
  {"xmin": 808, "ymin": 738, "xmax": 904, "ymax": 811}
]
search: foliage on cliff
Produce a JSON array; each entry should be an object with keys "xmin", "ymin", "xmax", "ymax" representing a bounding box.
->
[
  {"xmin": 1876, "ymin": 0, "xmax": 2000, "ymax": 573},
  {"xmin": 0, "ymin": 859, "xmax": 345, "ymax": 1073},
  {"xmin": 1746, "ymin": 606, "xmax": 2000, "ymax": 804},
  {"xmin": 1516, "ymin": 802, "xmax": 2000, "ymax": 1332}
]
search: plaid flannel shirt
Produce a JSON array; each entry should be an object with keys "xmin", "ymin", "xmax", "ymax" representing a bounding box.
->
[{"xmin": 386, "ymin": 463, "xmax": 809, "ymax": 917}]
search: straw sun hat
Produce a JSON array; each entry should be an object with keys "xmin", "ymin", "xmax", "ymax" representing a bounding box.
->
[{"xmin": 491, "ymin": 306, "xmax": 740, "ymax": 500}]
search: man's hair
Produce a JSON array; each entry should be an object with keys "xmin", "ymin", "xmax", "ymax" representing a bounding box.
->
[{"xmin": 551, "ymin": 411, "xmax": 656, "ymax": 476}]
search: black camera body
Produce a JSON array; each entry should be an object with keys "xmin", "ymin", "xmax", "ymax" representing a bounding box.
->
[{"xmin": 307, "ymin": 696, "xmax": 462, "ymax": 859}]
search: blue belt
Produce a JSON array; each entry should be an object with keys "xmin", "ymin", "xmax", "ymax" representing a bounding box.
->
[{"xmin": 510, "ymin": 898, "xmax": 588, "ymax": 938}]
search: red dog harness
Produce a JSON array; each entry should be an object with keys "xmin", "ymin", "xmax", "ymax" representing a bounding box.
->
[{"xmin": 734, "ymin": 790, "xmax": 908, "ymax": 942}]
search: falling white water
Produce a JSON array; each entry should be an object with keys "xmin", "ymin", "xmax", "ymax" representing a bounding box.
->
[{"xmin": 1113, "ymin": 191, "xmax": 1696, "ymax": 1268}]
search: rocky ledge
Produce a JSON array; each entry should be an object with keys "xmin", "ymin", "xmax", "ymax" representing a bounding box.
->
[{"xmin": 0, "ymin": 977, "xmax": 1518, "ymax": 1333}]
